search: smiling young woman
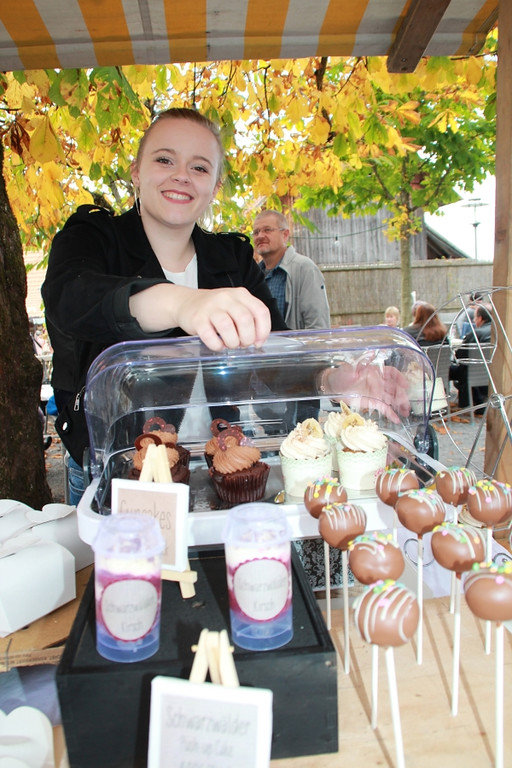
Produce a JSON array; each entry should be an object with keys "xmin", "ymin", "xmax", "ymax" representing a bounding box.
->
[{"xmin": 41, "ymin": 107, "xmax": 287, "ymax": 502}]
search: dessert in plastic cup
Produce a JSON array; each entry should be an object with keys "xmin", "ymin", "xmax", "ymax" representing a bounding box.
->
[
  {"xmin": 279, "ymin": 418, "xmax": 332, "ymax": 501},
  {"xmin": 224, "ymin": 503, "xmax": 293, "ymax": 651}
]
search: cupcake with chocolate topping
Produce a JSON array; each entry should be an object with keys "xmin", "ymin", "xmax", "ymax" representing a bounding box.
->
[
  {"xmin": 209, "ymin": 429, "xmax": 270, "ymax": 504},
  {"xmin": 142, "ymin": 416, "xmax": 190, "ymax": 469},
  {"xmin": 204, "ymin": 418, "xmax": 244, "ymax": 468},
  {"xmin": 131, "ymin": 432, "xmax": 190, "ymax": 484}
]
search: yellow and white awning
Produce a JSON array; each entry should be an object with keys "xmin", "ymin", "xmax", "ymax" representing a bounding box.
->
[{"xmin": 0, "ymin": 0, "xmax": 498, "ymax": 72}]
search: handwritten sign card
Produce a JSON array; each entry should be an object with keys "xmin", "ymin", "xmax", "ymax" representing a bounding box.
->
[
  {"xmin": 111, "ymin": 479, "xmax": 189, "ymax": 571},
  {"xmin": 147, "ymin": 676, "xmax": 273, "ymax": 768}
]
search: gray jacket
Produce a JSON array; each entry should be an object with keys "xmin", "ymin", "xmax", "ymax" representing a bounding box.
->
[{"xmin": 278, "ymin": 246, "xmax": 331, "ymax": 330}]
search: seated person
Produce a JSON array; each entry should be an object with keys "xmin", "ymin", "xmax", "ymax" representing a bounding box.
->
[
  {"xmin": 383, "ymin": 305, "xmax": 400, "ymax": 328},
  {"xmin": 449, "ymin": 304, "xmax": 492, "ymax": 411},
  {"xmin": 403, "ymin": 302, "xmax": 447, "ymax": 347}
]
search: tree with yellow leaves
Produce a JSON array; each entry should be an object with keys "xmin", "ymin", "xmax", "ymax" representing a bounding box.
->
[{"xmin": 0, "ymin": 41, "xmax": 496, "ymax": 503}]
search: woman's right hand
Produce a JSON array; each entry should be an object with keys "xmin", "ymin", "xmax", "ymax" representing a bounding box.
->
[{"xmin": 129, "ymin": 284, "xmax": 272, "ymax": 351}]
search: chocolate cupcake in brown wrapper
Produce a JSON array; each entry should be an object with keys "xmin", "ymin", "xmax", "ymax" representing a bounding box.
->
[
  {"xmin": 142, "ymin": 417, "xmax": 191, "ymax": 469},
  {"xmin": 204, "ymin": 418, "xmax": 244, "ymax": 468},
  {"xmin": 131, "ymin": 426, "xmax": 190, "ymax": 484},
  {"xmin": 208, "ymin": 428, "xmax": 269, "ymax": 503}
]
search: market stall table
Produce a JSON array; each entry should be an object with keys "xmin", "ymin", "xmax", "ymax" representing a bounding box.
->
[{"xmin": 2, "ymin": 563, "xmax": 512, "ymax": 767}]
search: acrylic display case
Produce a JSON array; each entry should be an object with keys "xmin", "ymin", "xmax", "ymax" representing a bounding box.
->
[{"xmin": 77, "ymin": 326, "xmax": 442, "ymax": 545}]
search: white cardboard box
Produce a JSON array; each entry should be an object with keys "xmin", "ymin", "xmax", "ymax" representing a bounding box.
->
[{"xmin": 0, "ymin": 541, "xmax": 76, "ymax": 637}]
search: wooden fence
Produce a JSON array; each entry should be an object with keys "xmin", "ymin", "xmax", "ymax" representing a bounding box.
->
[{"xmin": 321, "ymin": 260, "xmax": 494, "ymax": 327}]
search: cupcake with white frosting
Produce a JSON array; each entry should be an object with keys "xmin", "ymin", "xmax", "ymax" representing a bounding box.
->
[
  {"xmin": 279, "ymin": 418, "xmax": 332, "ymax": 500},
  {"xmin": 336, "ymin": 413, "xmax": 388, "ymax": 491}
]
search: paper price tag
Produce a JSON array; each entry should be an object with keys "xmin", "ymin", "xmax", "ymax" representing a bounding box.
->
[
  {"xmin": 111, "ymin": 479, "xmax": 189, "ymax": 571},
  {"xmin": 147, "ymin": 676, "xmax": 273, "ymax": 768}
]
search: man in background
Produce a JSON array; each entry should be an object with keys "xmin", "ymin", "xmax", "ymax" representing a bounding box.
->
[
  {"xmin": 252, "ymin": 209, "xmax": 330, "ymax": 431},
  {"xmin": 450, "ymin": 303, "xmax": 492, "ymax": 413},
  {"xmin": 252, "ymin": 209, "xmax": 330, "ymax": 331}
]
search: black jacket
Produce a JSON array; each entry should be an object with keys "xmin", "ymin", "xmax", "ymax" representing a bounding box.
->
[
  {"xmin": 42, "ymin": 204, "xmax": 286, "ymax": 396},
  {"xmin": 455, "ymin": 320, "xmax": 492, "ymax": 359}
]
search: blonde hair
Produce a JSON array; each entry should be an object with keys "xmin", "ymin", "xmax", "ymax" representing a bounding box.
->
[
  {"xmin": 384, "ymin": 306, "xmax": 400, "ymax": 319},
  {"xmin": 134, "ymin": 108, "xmax": 225, "ymax": 182}
]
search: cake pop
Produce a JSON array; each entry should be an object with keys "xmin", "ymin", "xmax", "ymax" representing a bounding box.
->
[
  {"xmin": 348, "ymin": 532, "xmax": 404, "ymax": 584},
  {"xmin": 303, "ymin": 477, "xmax": 348, "ymax": 519},
  {"xmin": 434, "ymin": 466, "xmax": 477, "ymax": 513},
  {"xmin": 318, "ymin": 503, "xmax": 367, "ymax": 550},
  {"xmin": 353, "ymin": 579, "xmax": 419, "ymax": 647},
  {"xmin": 375, "ymin": 467, "xmax": 419, "ymax": 507},
  {"xmin": 435, "ymin": 467, "xmax": 479, "ymax": 613},
  {"xmin": 467, "ymin": 479, "xmax": 512, "ymax": 654},
  {"xmin": 353, "ymin": 580, "xmax": 419, "ymax": 768},
  {"xmin": 467, "ymin": 479, "xmax": 512, "ymax": 528},
  {"xmin": 395, "ymin": 487, "xmax": 446, "ymax": 664},
  {"xmin": 348, "ymin": 536, "xmax": 404, "ymax": 729},
  {"xmin": 395, "ymin": 487, "xmax": 446, "ymax": 536},
  {"xmin": 431, "ymin": 522, "xmax": 486, "ymax": 716},
  {"xmin": 464, "ymin": 561, "xmax": 512, "ymax": 622},
  {"xmin": 431, "ymin": 522, "xmax": 486, "ymax": 573},
  {"xmin": 318, "ymin": 503, "xmax": 367, "ymax": 672},
  {"xmin": 464, "ymin": 562, "xmax": 512, "ymax": 768}
]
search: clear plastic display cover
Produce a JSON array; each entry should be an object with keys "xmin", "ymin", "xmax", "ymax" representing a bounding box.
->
[{"xmin": 83, "ymin": 327, "xmax": 436, "ymax": 516}]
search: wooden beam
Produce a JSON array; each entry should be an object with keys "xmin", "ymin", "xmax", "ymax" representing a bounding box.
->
[
  {"xmin": 387, "ymin": 0, "xmax": 452, "ymax": 73},
  {"xmin": 485, "ymin": 0, "xmax": 512, "ymax": 481}
]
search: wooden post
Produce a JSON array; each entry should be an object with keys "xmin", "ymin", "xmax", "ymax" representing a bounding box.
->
[{"xmin": 485, "ymin": 0, "xmax": 512, "ymax": 483}]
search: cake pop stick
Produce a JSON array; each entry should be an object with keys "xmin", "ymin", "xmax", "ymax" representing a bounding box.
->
[
  {"xmin": 467, "ymin": 479, "xmax": 512, "ymax": 654},
  {"xmin": 431, "ymin": 522, "xmax": 486, "ymax": 716},
  {"xmin": 371, "ymin": 644, "xmax": 379, "ymax": 730},
  {"xmin": 495, "ymin": 622, "xmax": 504, "ymax": 768},
  {"xmin": 385, "ymin": 646, "xmax": 405, "ymax": 768},
  {"xmin": 353, "ymin": 580, "xmax": 419, "ymax": 768},
  {"xmin": 435, "ymin": 467, "xmax": 477, "ymax": 613},
  {"xmin": 318, "ymin": 503, "xmax": 366, "ymax": 673},
  {"xmin": 303, "ymin": 478, "xmax": 348, "ymax": 632},
  {"xmin": 395, "ymin": 488, "xmax": 445, "ymax": 665},
  {"xmin": 323, "ymin": 539, "xmax": 331, "ymax": 630},
  {"xmin": 464, "ymin": 562, "xmax": 512, "ymax": 768}
]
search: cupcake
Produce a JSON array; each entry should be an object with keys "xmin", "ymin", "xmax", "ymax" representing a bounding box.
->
[
  {"xmin": 204, "ymin": 418, "xmax": 244, "ymax": 468},
  {"xmin": 142, "ymin": 416, "xmax": 190, "ymax": 469},
  {"xmin": 131, "ymin": 433, "xmax": 190, "ymax": 484},
  {"xmin": 335, "ymin": 413, "xmax": 388, "ymax": 491},
  {"xmin": 279, "ymin": 418, "xmax": 332, "ymax": 500},
  {"xmin": 209, "ymin": 428, "xmax": 270, "ymax": 504}
]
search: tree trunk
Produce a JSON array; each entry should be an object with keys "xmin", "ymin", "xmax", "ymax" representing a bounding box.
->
[
  {"xmin": 400, "ymin": 233, "xmax": 413, "ymax": 327},
  {"xmin": 0, "ymin": 140, "xmax": 52, "ymax": 507}
]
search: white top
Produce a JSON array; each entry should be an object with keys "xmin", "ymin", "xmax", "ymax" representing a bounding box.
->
[{"xmin": 162, "ymin": 255, "xmax": 211, "ymax": 441}]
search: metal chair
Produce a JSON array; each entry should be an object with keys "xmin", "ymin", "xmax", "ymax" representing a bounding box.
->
[
  {"xmin": 456, "ymin": 342, "xmax": 494, "ymax": 423},
  {"xmin": 424, "ymin": 344, "xmax": 452, "ymax": 397}
]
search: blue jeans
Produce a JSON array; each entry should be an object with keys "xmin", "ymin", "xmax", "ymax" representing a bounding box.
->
[{"xmin": 67, "ymin": 455, "xmax": 86, "ymax": 507}]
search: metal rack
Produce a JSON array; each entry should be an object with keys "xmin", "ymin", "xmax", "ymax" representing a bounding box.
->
[{"xmin": 425, "ymin": 286, "xmax": 512, "ymax": 479}]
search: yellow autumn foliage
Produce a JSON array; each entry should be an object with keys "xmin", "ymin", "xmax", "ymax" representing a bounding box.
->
[{"xmin": 0, "ymin": 39, "xmax": 496, "ymax": 248}]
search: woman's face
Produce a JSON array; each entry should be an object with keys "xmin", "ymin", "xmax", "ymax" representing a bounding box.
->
[
  {"xmin": 131, "ymin": 118, "xmax": 221, "ymax": 231},
  {"xmin": 385, "ymin": 313, "xmax": 399, "ymax": 327}
]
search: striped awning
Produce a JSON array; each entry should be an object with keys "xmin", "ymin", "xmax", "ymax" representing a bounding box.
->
[{"xmin": 0, "ymin": 0, "xmax": 498, "ymax": 73}]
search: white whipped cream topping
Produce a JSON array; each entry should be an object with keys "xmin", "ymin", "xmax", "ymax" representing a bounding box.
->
[{"xmin": 280, "ymin": 419, "xmax": 330, "ymax": 461}]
